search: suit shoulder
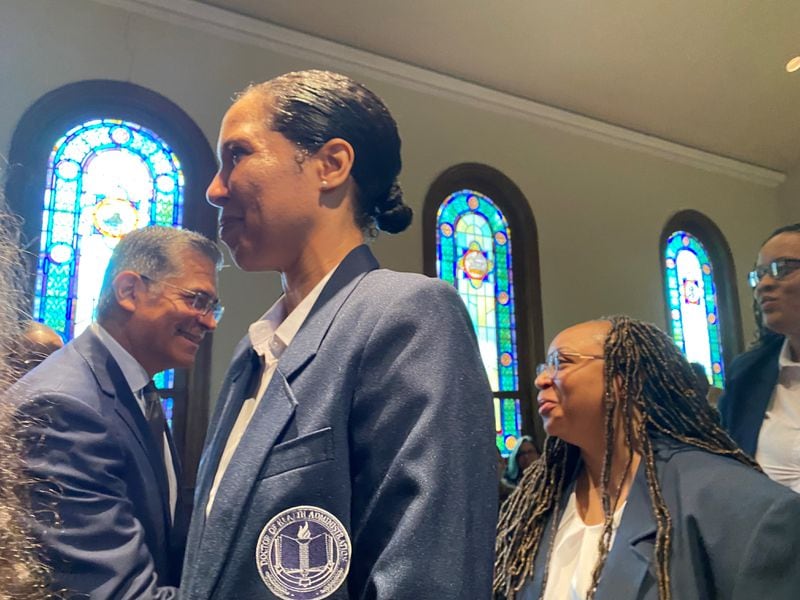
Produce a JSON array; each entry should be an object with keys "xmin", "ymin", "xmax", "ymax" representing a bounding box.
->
[
  {"xmin": 360, "ymin": 269, "xmax": 460, "ymax": 303},
  {"xmin": 659, "ymin": 446, "xmax": 796, "ymax": 508},
  {"xmin": 727, "ymin": 338, "xmax": 782, "ymax": 377},
  {"xmin": 10, "ymin": 345, "xmax": 104, "ymax": 412}
]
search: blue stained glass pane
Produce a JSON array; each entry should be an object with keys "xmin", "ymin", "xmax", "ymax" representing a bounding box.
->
[
  {"xmin": 664, "ymin": 231, "xmax": 725, "ymax": 388},
  {"xmin": 161, "ymin": 397, "xmax": 175, "ymax": 431},
  {"xmin": 153, "ymin": 369, "xmax": 175, "ymax": 390},
  {"xmin": 35, "ymin": 118, "xmax": 185, "ymax": 341},
  {"xmin": 437, "ymin": 189, "xmax": 521, "ymax": 450}
]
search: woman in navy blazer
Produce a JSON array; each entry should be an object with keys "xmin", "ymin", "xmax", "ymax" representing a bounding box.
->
[
  {"xmin": 718, "ymin": 223, "xmax": 800, "ymax": 461},
  {"xmin": 182, "ymin": 70, "xmax": 498, "ymax": 600},
  {"xmin": 495, "ymin": 316, "xmax": 800, "ymax": 600}
]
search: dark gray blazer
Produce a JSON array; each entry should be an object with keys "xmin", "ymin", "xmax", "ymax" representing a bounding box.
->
[
  {"xmin": 12, "ymin": 328, "xmax": 184, "ymax": 599},
  {"xmin": 519, "ymin": 439, "xmax": 800, "ymax": 600},
  {"xmin": 181, "ymin": 245, "xmax": 498, "ymax": 599}
]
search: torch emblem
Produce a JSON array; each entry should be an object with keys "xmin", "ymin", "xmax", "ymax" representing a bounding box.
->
[{"xmin": 256, "ymin": 505, "xmax": 351, "ymax": 599}]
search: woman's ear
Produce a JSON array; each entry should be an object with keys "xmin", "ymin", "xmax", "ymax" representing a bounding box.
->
[{"xmin": 315, "ymin": 137, "xmax": 355, "ymax": 191}]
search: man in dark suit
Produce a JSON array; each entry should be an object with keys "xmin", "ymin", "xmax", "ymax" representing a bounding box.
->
[
  {"xmin": 181, "ymin": 71, "xmax": 497, "ymax": 599},
  {"xmin": 13, "ymin": 226, "xmax": 223, "ymax": 599}
]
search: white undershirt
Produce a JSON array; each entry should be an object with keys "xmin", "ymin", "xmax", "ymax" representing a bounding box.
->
[
  {"xmin": 92, "ymin": 323, "xmax": 177, "ymax": 521},
  {"xmin": 205, "ymin": 269, "xmax": 335, "ymax": 515},
  {"xmin": 543, "ymin": 491, "xmax": 626, "ymax": 600},
  {"xmin": 755, "ymin": 339, "xmax": 800, "ymax": 494}
]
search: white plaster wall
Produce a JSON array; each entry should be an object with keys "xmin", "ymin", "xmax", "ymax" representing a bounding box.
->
[{"xmin": 0, "ymin": 0, "xmax": 783, "ymax": 403}]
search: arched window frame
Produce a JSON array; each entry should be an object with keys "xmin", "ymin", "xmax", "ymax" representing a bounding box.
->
[
  {"xmin": 423, "ymin": 163, "xmax": 544, "ymax": 453},
  {"xmin": 5, "ymin": 80, "xmax": 218, "ymax": 497},
  {"xmin": 660, "ymin": 210, "xmax": 743, "ymax": 386}
]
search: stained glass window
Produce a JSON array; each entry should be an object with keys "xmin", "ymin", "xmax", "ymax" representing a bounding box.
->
[
  {"xmin": 35, "ymin": 118, "xmax": 184, "ymax": 409},
  {"xmin": 437, "ymin": 190, "xmax": 522, "ymax": 455},
  {"xmin": 664, "ymin": 231, "xmax": 725, "ymax": 388}
]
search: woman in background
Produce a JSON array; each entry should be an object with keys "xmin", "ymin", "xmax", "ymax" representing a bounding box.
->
[
  {"xmin": 718, "ymin": 223, "xmax": 800, "ymax": 492},
  {"xmin": 495, "ymin": 316, "xmax": 800, "ymax": 600},
  {"xmin": 502, "ymin": 435, "xmax": 539, "ymax": 489}
]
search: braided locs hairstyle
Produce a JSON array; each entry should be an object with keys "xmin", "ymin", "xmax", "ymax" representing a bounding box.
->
[{"xmin": 494, "ymin": 316, "xmax": 757, "ymax": 600}]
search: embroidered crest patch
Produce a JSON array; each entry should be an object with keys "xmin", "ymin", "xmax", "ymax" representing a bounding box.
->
[{"xmin": 256, "ymin": 505, "xmax": 351, "ymax": 599}]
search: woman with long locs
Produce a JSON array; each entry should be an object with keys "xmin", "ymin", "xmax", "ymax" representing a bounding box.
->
[{"xmin": 494, "ymin": 316, "xmax": 800, "ymax": 600}]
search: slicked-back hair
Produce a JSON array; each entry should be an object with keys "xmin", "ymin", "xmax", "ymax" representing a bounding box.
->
[
  {"xmin": 494, "ymin": 316, "xmax": 757, "ymax": 600},
  {"xmin": 96, "ymin": 226, "xmax": 222, "ymax": 320},
  {"xmin": 243, "ymin": 70, "xmax": 413, "ymax": 235},
  {"xmin": 751, "ymin": 223, "xmax": 800, "ymax": 347}
]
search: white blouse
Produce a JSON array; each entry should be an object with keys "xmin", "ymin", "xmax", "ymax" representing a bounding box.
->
[
  {"xmin": 543, "ymin": 490, "xmax": 626, "ymax": 600},
  {"xmin": 755, "ymin": 339, "xmax": 800, "ymax": 493}
]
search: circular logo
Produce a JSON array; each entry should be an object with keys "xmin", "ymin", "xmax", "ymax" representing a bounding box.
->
[{"xmin": 256, "ymin": 506, "xmax": 351, "ymax": 600}]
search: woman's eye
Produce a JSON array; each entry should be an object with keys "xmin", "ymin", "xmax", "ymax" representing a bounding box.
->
[{"xmin": 230, "ymin": 147, "xmax": 246, "ymax": 165}]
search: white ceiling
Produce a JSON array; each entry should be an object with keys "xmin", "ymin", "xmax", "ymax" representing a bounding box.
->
[{"xmin": 195, "ymin": 0, "xmax": 800, "ymax": 174}]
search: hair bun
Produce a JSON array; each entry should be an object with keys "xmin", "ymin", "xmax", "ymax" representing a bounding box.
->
[{"xmin": 375, "ymin": 181, "xmax": 412, "ymax": 233}]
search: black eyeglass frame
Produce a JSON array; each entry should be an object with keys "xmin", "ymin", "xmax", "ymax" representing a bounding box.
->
[
  {"xmin": 748, "ymin": 258, "xmax": 800, "ymax": 289},
  {"xmin": 139, "ymin": 273, "xmax": 224, "ymax": 321}
]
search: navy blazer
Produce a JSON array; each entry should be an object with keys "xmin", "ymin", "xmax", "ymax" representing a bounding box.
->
[
  {"xmin": 181, "ymin": 245, "xmax": 498, "ymax": 599},
  {"xmin": 518, "ymin": 439, "xmax": 800, "ymax": 600},
  {"xmin": 717, "ymin": 336, "xmax": 783, "ymax": 455},
  {"xmin": 12, "ymin": 328, "xmax": 184, "ymax": 599}
]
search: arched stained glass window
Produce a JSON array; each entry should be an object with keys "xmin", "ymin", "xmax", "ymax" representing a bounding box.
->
[
  {"xmin": 437, "ymin": 190, "xmax": 522, "ymax": 454},
  {"xmin": 36, "ymin": 118, "xmax": 183, "ymax": 417},
  {"xmin": 7, "ymin": 80, "xmax": 219, "ymax": 498},
  {"xmin": 664, "ymin": 231, "xmax": 725, "ymax": 387}
]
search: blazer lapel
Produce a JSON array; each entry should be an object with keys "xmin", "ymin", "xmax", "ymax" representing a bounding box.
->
[
  {"xmin": 193, "ymin": 346, "xmax": 259, "ymax": 512},
  {"xmin": 279, "ymin": 244, "xmax": 378, "ymax": 381},
  {"xmin": 74, "ymin": 330, "xmax": 173, "ymax": 531},
  {"xmin": 726, "ymin": 339, "xmax": 781, "ymax": 455},
  {"xmin": 184, "ymin": 345, "xmax": 259, "ymax": 573},
  {"xmin": 595, "ymin": 464, "xmax": 656, "ymax": 600},
  {"xmin": 191, "ymin": 369, "xmax": 297, "ymax": 600},
  {"xmin": 106, "ymin": 354, "xmax": 172, "ymax": 523}
]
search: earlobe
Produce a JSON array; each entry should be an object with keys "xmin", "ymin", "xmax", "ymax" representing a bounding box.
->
[
  {"xmin": 316, "ymin": 138, "xmax": 355, "ymax": 190},
  {"xmin": 113, "ymin": 271, "xmax": 142, "ymax": 314}
]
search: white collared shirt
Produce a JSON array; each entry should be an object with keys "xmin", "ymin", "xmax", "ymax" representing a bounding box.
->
[
  {"xmin": 92, "ymin": 323, "xmax": 177, "ymax": 521},
  {"xmin": 205, "ymin": 268, "xmax": 336, "ymax": 515},
  {"xmin": 543, "ymin": 491, "xmax": 626, "ymax": 600},
  {"xmin": 755, "ymin": 339, "xmax": 800, "ymax": 493}
]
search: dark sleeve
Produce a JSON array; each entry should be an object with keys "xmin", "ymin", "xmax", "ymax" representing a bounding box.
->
[
  {"xmin": 731, "ymin": 490, "xmax": 800, "ymax": 599},
  {"xmin": 716, "ymin": 368, "xmax": 735, "ymax": 430},
  {"xmin": 347, "ymin": 279, "xmax": 498, "ymax": 600},
  {"xmin": 18, "ymin": 394, "xmax": 177, "ymax": 600}
]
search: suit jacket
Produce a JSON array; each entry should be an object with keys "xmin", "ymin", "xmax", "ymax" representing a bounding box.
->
[
  {"xmin": 181, "ymin": 245, "xmax": 498, "ymax": 599},
  {"xmin": 518, "ymin": 438, "xmax": 800, "ymax": 600},
  {"xmin": 717, "ymin": 336, "xmax": 783, "ymax": 455},
  {"xmin": 11, "ymin": 328, "xmax": 185, "ymax": 599}
]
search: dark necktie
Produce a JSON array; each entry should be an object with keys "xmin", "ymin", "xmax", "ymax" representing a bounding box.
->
[{"xmin": 142, "ymin": 380, "xmax": 166, "ymax": 457}]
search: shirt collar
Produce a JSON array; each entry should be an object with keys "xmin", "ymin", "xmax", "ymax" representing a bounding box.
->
[
  {"xmin": 91, "ymin": 323, "xmax": 151, "ymax": 394},
  {"xmin": 248, "ymin": 266, "xmax": 337, "ymax": 360},
  {"xmin": 778, "ymin": 338, "xmax": 800, "ymax": 370}
]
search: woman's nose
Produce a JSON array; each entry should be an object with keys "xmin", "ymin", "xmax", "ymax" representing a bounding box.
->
[{"xmin": 206, "ymin": 172, "xmax": 228, "ymax": 208}]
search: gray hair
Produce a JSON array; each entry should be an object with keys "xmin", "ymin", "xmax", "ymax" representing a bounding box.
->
[{"xmin": 96, "ymin": 226, "xmax": 222, "ymax": 320}]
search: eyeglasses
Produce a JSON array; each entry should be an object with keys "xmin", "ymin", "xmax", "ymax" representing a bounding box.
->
[
  {"xmin": 747, "ymin": 258, "xmax": 800, "ymax": 288},
  {"xmin": 535, "ymin": 351, "xmax": 603, "ymax": 379},
  {"xmin": 139, "ymin": 274, "xmax": 224, "ymax": 322}
]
